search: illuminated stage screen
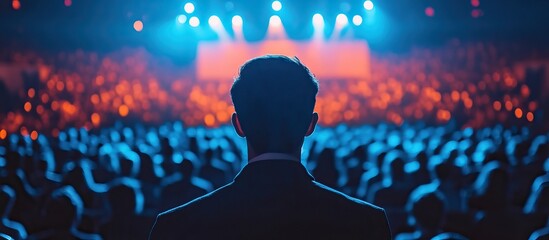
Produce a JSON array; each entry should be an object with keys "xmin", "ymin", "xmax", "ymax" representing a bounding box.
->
[{"xmin": 196, "ymin": 40, "xmax": 371, "ymax": 81}]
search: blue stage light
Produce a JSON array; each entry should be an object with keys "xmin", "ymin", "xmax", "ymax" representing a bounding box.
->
[
  {"xmin": 184, "ymin": 2, "xmax": 195, "ymax": 14},
  {"xmin": 177, "ymin": 15, "xmax": 187, "ymax": 24},
  {"xmin": 336, "ymin": 14, "xmax": 348, "ymax": 26},
  {"xmin": 272, "ymin": 1, "xmax": 282, "ymax": 11},
  {"xmin": 232, "ymin": 15, "xmax": 243, "ymax": 26},
  {"xmin": 208, "ymin": 15, "xmax": 221, "ymax": 28},
  {"xmin": 363, "ymin": 0, "xmax": 374, "ymax": 11},
  {"xmin": 269, "ymin": 15, "xmax": 282, "ymax": 27},
  {"xmin": 189, "ymin": 16, "xmax": 200, "ymax": 27},
  {"xmin": 352, "ymin": 15, "xmax": 363, "ymax": 26},
  {"xmin": 312, "ymin": 13, "xmax": 324, "ymax": 28}
]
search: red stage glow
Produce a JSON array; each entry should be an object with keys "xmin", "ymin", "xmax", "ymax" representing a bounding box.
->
[{"xmin": 196, "ymin": 40, "xmax": 371, "ymax": 81}]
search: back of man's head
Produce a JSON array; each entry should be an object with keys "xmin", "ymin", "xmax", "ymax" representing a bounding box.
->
[{"xmin": 231, "ymin": 55, "xmax": 318, "ymax": 154}]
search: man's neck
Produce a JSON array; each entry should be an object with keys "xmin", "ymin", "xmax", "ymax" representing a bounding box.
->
[{"xmin": 246, "ymin": 142, "xmax": 301, "ymax": 162}]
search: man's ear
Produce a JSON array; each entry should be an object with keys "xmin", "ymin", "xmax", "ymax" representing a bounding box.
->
[
  {"xmin": 305, "ymin": 112, "xmax": 318, "ymax": 136},
  {"xmin": 231, "ymin": 112, "xmax": 245, "ymax": 137}
]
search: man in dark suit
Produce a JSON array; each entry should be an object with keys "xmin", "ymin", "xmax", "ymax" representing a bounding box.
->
[{"xmin": 149, "ymin": 55, "xmax": 391, "ymax": 239}]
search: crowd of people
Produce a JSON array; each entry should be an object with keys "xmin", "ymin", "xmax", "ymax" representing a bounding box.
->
[
  {"xmin": 0, "ymin": 121, "xmax": 548, "ymax": 239},
  {"xmin": 0, "ymin": 41, "xmax": 546, "ymax": 137},
  {"xmin": 0, "ymin": 41, "xmax": 547, "ymax": 239}
]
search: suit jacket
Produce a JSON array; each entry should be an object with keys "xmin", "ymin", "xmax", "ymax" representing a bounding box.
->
[{"xmin": 149, "ymin": 160, "xmax": 391, "ymax": 240}]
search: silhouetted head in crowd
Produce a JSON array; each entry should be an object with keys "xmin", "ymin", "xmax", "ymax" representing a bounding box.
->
[
  {"xmin": 0, "ymin": 185, "xmax": 16, "ymax": 217},
  {"xmin": 406, "ymin": 188, "xmax": 446, "ymax": 235},
  {"xmin": 312, "ymin": 147, "xmax": 338, "ymax": 188},
  {"xmin": 429, "ymin": 157, "xmax": 461, "ymax": 184},
  {"xmin": 107, "ymin": 181, "xmax": 142, "ymax": 216},
  {"xmin": 382, "ymin": 150, "xmax": 406, "ymax": 184},
  {"xmin": 230, "ymin": 55, "xmax": 319, "ymax": 159},
  {"xmin": 531, "ymin": 182, "xmax": 549, "ymax": 213},
  {"xmin": 471, "ymin": 161, "xmax": 509, "ymax": 211},
  {"xmin": 179, "ymin": 159, "xmax": 195, "ymax": 179},
  {"xmin": 4, "ymin": 152, "xmax": 21, "ymax": 174},
  {"xmin": 136, "ymin": 151, "xmax": 158, "ymax": 182},
  {"xmin": 44, "ymin": 186, "xmax": 83, "ymax": 230}
]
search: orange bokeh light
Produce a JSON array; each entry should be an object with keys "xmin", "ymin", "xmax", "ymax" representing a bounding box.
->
[
  {"xmin": 56, "ymin": 81, "xmax": 65, "ymax": 91},
  {"xmin": 118, "ymin": 105, "xmax": 129, "ymax": 117},
  {"xmin": 24, "ymin": 102, "xmax": 32, "ymax": 112},
  {"xmin": 51, "ymin": 101, "xmax": 60, "ymax": 111},
  {"xmin": 91, "ymin": 113, "xmax": 101, "ymax": 126},
  {"xmin": 12, "ymin": 0, "xmax": 21, "ymax": 10},
  {"xmin": 95, "ymin": 75, "xmax": 105, "ymax": 86},
  {"xmin": 204, "ymin": 114, "xmax": 215, "ymax": 127},
  {"xmin": 30, "ymin": 131, "xmax": 38, "ymax": 140},
  {"xmin": 28, "ymin": 88, "xmax": 36, "ymax": 98},
  {"xmin": 528, "ymin": 101, "xmax": 537, "ymax": 111},
  {"xmin": 514, "ymin": 108, "xmax": 523, "ymax": 118},
  {"xmin": 133, "ymin": 20, "xmax": 144, "ymax": 32},
  {"xmin": 20, "ymin": 127, "xmax": 28, "ymax": 136},
  {"xmin": 36, "ymin": 105, "xmax": 45, "ymax": 114},
  {"xmin": 90, "ymin": 94, "xmax": 100, "ymax": 105},
  {"xmin": 451, "ymin": 91, "xmax": 460, "ymax": 102},
  {"xmin": 493, "ymin": 101, "xmax": 502, "ymax": 111},
  {"xmin": 0, "ymin": 129, "xmax": 6, "ymax": 140},
  {"xmin": 437, "ymin": 109, "xmax": 451, "ymax": 121},
  {"xmin": 41, "ymin": 93, "xmax": 50, "ymax": 103},
  {"xmin": 504, "ymin": 101, "xmax": 513, "ymax": 111},
  {"xmin": 526, "ymin": 112, "xmax": 534, "ymax": 122}
]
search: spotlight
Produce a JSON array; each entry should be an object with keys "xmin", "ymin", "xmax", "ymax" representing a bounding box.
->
[
  {"xmin": 272, "ymin": 1, "xmax": 282, "ymax": 11},
  {"xmin": 336, "ymin": 14, "xmax": 348, "ymax": 26},
  {"xmin": 133, "ymin": 20, "xmax": 143, "ymax": 32},
  {"xmin": 232, "ymin": 15, "xmax": 243, "ymax": 26},
  {"xmin": 208, "ymin": 15, "xmax": 221, "ymax": 28},
  {"xmin": 189, "ymin": 16, "xmax": 200, "ymax": 27},
  {"xmin": 269, "ymin": 15, "xmax": 282, "ymax": 27},
  {"xmin": 352, "ymin": 15, "xmax": 362, "ymax": 26},
  {"xmin": 312, "ymin": 13, "xmax": 324, "ymax": 28},
  {"xmin": 177, "ymin": 15, "xmax": 187, "ymax": 24},
  {"xmin": 184, "ymin": 2, "xmax": 195, "ymax": 14},
  {"xmin": 363, "ymin": 0, "xmax": 374, "ymax": 11}
]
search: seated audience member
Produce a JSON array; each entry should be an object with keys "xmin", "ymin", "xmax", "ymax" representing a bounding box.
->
[
  {"xmin": 160, "ymin": 159, "xmax": 212, "ymax": 211},
  {"xmin": 395, "ymin": 187, "xmax": 448, "ymax": 240},
  {"xmin": 100, "ymin": 178, "xmax": 149, "ymax": 240},
  {"xmin": 430, "ymin": 232, "xmax": 469, "ymax": 240},
  {"xmin": 149, "ymin": 55, "xmax": 391, "ymax": 239},
  {"xmin": 312, "ymin": 147, "xmax": 340, "ymax": 189},
  {"xmin": 368, "ymin": 150, "xmax": 415, "ymax": 208},
  {"xmin": 356, "ymin": 151, "xmax": 388, "ymax": 200},
  {"xmin": 524, "ymin": 158, "xmax": 549, "ymax": 214},
  {"xmin": 523, "ymin": 171, "xmax": 549, "ymax": 240},
  {"xmin": 0, "ymin": 185, "xmax": 27, "ymax": 240},
  {"xmin": 31, "ymin": 186, "xmax": 101, "ymax": 240},
  {"xmin": 197, "ymin": 148, "xmax": 230, "ymax": 189},
  {"xmin": 426, "ymin": 156, "xmax": 466, "ymax": 212},
  {"xmin": 529, "ymin": 218, "xmax": 549, "ymax": 240},
  {"xmin": 409, "ymin": 151, "xmax": 431, "ymax": 186},
  {"xmin": 468, "ymin": 161, "xmax": 518, "ymax": 239}
]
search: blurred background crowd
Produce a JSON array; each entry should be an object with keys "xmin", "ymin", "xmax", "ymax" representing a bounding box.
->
[
  {"xmin": 1, "ymin": 0, "xmax": 549, "ymax": 239},
  {"xmin": 1, "ymin": 122, "xmax": 548, "ymax": 239}
]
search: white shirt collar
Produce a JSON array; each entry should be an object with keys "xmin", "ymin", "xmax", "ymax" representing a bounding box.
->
[{"xmin": 248, "ymin": 152, "xmax": 300, "ymax": 164}]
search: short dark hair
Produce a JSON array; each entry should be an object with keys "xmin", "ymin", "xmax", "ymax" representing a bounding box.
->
[{"xmin": 230, "ymin": 55, "xmax": 319, "ymax": 154}]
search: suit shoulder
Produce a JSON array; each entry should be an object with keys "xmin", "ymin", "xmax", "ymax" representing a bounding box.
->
[
  {"xmin": 150, "ymin": 183, "xmax": 235, "ymax": 239},
  {"xmin": 158, "ymin": 182, "xmax": 234, "ymax": 218},
  {"xmin": 312, "ymin": 181, "xmax": 385, "ymax": 212}
]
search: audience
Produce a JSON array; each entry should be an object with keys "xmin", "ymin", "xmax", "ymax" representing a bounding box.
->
[
  {"xmin": 0, "ymin": 42, "xmax": 547, "ymax": 238},
  {"xmin": 0, "ymin": 121, "xmax": 547, "ymax": 239},
  {"xmin": 395, "ymin": 188, "xmax": 448, "ymax": 240},
  {"xmin": 0, "ymin": 41, "xmax": 546, "ymax": 135}
]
